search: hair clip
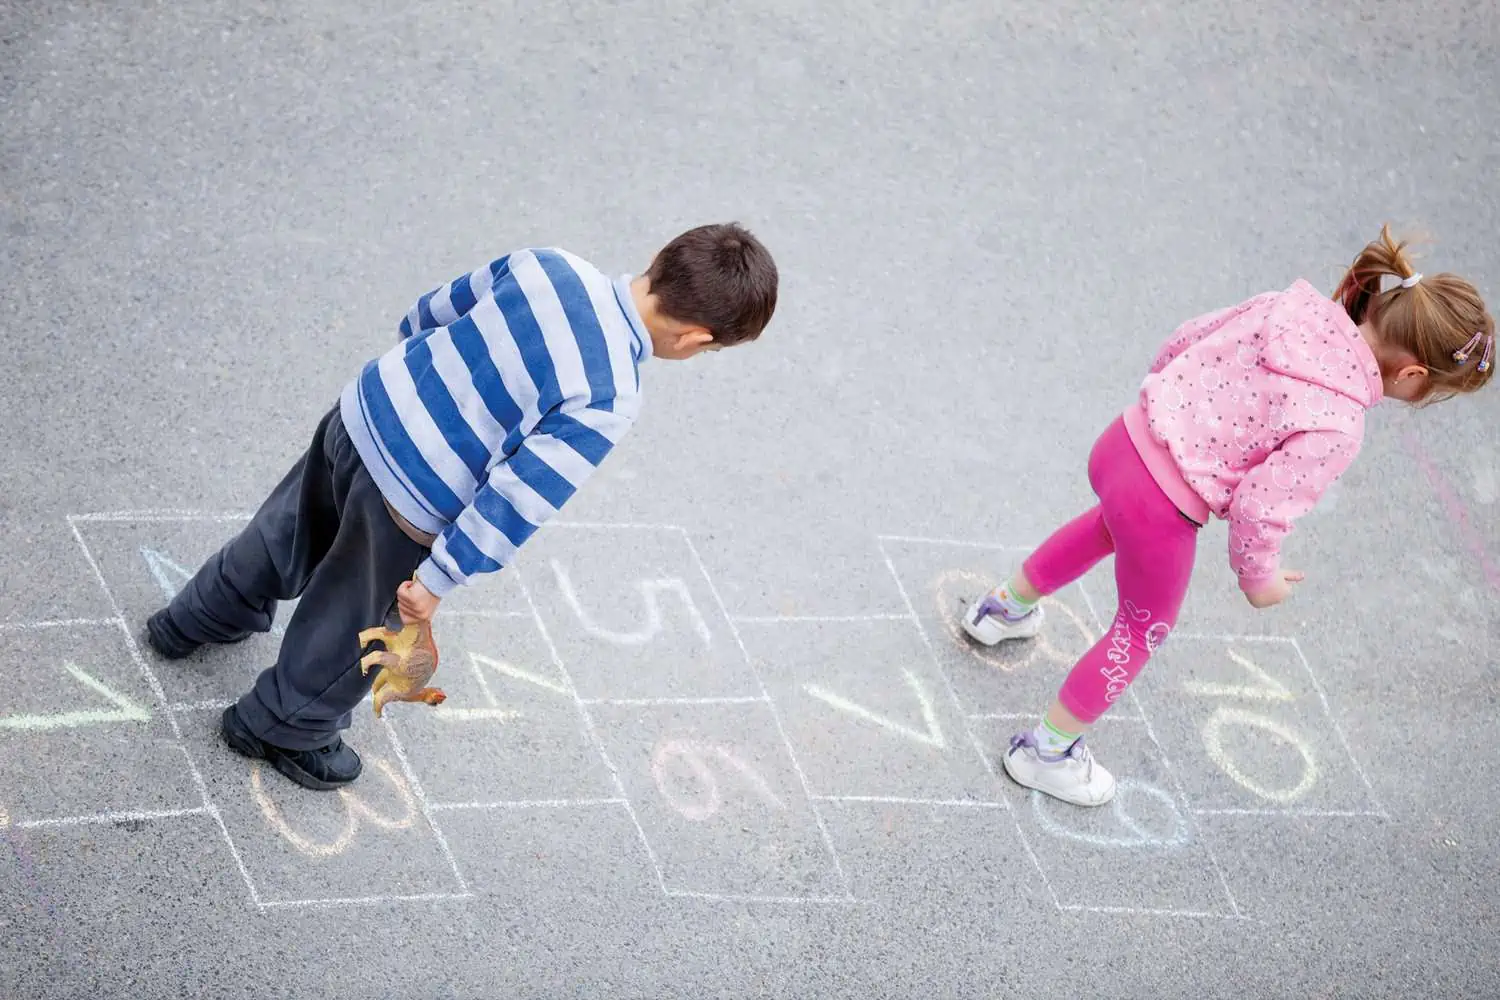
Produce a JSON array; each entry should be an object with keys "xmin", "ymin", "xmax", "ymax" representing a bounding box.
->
[
  {"xmin": 1400, "ymin": 273, "xmax": 1423, "ymax": 288},
  {"xmin": 1454, "ymin": 331, "xmax": 1494, "ymax": 373}
]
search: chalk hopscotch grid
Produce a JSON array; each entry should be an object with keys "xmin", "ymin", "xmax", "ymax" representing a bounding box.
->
[
  {"xmin": 66, "ymin": 515, "xmax": 265, "ymax": 908},
  {"xmin": 878, "ymin": 534, "xmax": 1258, "ymax": 922},
  {"xmin": 29, "ymin": 512, "xmax": 1377, "ymax": 918},
  {"xmin": 871, "ymin": 535, "xmax": 1065, "ymax": 912},
  {"xmin": 25, "ymin": 513, "xmax": 866, "ymax": 911},
  {"xmin": 680, "ymin": 530, "xmax": 856, "ymax": 902},
  {"xmin": 66, "ymin": 512, "xmax": 481, "ymax": 911},
  {"xmin": 1070, "ymin": 579, "xmax": 1246, "ymax": 920}
]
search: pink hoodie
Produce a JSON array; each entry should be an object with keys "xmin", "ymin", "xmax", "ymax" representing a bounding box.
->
[{"xmin": 1122, "ymin": 279, "xmax": 1384, "ymax": 594}]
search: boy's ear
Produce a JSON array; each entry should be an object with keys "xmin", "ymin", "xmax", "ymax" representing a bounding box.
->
[{"xmin": 674, "ymin": 327, "xmax": 715, "ymax": 351}]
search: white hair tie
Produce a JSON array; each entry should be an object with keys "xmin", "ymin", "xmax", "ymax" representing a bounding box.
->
[{"xmin": 1400, "ymin": 273, "xmax": 1423, "ymax": 288}]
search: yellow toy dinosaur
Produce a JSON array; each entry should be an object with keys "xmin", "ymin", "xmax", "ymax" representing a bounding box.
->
[{"xmin": 357, "ymin": 619, "xmax": 446, "ymax": 718}]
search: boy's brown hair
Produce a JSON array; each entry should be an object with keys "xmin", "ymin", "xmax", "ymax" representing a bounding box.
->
[
  {"xmin": 1334, "ymin": 224, "xmax": 1495, "ymax": 403},
  {"xmin": 647, "ymin": 223, "xmax": 778, "ymax": 345}
]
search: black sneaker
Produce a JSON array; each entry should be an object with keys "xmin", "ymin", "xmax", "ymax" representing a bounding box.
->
[
  {"xmin": 220, "ymin": 705, "xmax": 362, "ymax": 791},
  {"xmin": 145, "ymin": 609, "xmax": 251, "ymax": 660}
]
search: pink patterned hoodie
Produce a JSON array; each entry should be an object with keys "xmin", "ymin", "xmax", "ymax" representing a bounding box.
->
[{"xmin": 1122, "ymin": 279, "xmax": 1384, "ymax": 594}]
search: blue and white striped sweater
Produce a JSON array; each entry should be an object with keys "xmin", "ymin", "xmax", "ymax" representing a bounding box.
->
[{"xmin": 340, "ymin": 247, "xmax": 650, "ymax": 598}]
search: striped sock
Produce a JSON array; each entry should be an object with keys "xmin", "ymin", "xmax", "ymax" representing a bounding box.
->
[
  {"xmin": 984, "ymin": 579, "xmax": 1038, "ymax": 623},
  {"xmin": 1032, "ymin": 717, "xmax": 1079, "ymax": 757}
]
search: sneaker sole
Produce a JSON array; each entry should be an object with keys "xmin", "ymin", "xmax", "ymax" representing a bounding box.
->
[
  {"xmin": 220, "ymin": 707, "xmax": 357, "ymax": 792},
  {"xmin": 1001, "ymin": 749, "xmax": 1116, "ymax": 807}
]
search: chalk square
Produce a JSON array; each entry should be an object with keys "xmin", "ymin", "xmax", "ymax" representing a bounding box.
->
[
  {"xmin": 589, "ymin": 701, "xmax": 846, "ymax": 899},
  {"xmin": 972, "ymin": 717, "xmax": 1235, "ymax": 916},
  {"xmin": 818, "ymin": 800, "xmax": 1039, "ymax": 907},
  {"xmin": 0, "ymin": 623, "xmax": 199, "ymax": 822},
  {"xmin": 514, "ymin": 525, "xmax": 759, "ymax": 701},
  {"xmin": 173, "ymin": 707, "xmax": 463, "ymax": 905},
  {"xmin": 72, "ymin": 516, "xmax": 524, "ymax": 705},
  {"xmin": 878, "ymin": 538, "xmax": 1132, "ymax": 721},
  {"xmin": 439, "ymin": 803, "xmax": 658, "ymax": 900},
  {"xmin": 73, "ymin": 518, "xmax": 302, "ymax": 704},
  {"xmin": 1134, "ymin": 636, "xmax": 1381, "ymax": 815},
  {"xmin": 737, "ymin": 619, "xmax": 997, "ymax": 801},
  {"xmin": 686, "ymin": 529, "xmax": 906, "ymax": 618},
  {"xmin": 391, "ymin": 614, "xmax": 617, "ymax": 805}
]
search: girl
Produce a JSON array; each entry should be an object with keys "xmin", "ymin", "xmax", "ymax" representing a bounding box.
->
[{"xmin": 963, "ymin": 226, "xmax": 1494, "ymax": 806}]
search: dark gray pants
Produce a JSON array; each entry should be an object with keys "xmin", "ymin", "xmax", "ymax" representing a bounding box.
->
[{"xmin": 162, "ymin": 405, "xmax": 430, "ymax": 749}]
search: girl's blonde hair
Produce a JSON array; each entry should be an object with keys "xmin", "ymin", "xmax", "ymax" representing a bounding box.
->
[{"xmin": 1333, "ymin": 224, "xmax": 1494, "ymax": 403}]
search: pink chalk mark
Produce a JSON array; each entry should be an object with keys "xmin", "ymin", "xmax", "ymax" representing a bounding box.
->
[{"xmin": 1404, "ymin": 433, "xmax": 1500, "ymax": 592}]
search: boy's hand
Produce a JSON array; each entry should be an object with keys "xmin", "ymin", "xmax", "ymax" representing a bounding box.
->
[
  {"xmin": 397, "ymin": 578, "xmax": 441, "ymax": 625},
  {"xmin": 1244, "ymin": 569, "xmax": 1304, "ymax": 609}
]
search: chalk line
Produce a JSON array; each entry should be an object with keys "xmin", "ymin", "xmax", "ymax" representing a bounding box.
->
[
  {"xmin": 547, "ymin": 520, "xmax": 685, "ymax": 532},
  {"xmin": 17, "ymin": 806, "xmax": 210, "ymax": 829},
  {"xmin": 429, "ymin": 798, "xmax": 627, "ymax": 812},
  {"xmin": 1169, "ymin": 631, "xmax": 1293, "ymax": 644},
  {"xmin": 728, "ymin": 613, "xmax": 913, "ymax": 623},
  {"xmin": 513, "ymin": 564, "xmax": 670, "ymax": 896},
  {"xmin": 1191, "ymin": 807, "xmax": 1387, "ymax": 818},
  {"xmin": 70, "ymin": 521, "xmax": 262, "ymax": 906},
  {"xmin": 0, "ymin": 617, "xmax": 121, "ymax": 633},
  {"xmin": 1059, "ymin": 903, "xmax": 1252, "ymax": 921},
  {"xmin": 684, "ymin": 532, "xmax": 853, "ymax": 899},
  {"xmin": 578, "ymin": 695, "xmax": 769, "ymax": 707},
  {"xmin": 1075, "ymin": 581, "xmax": 1243, "ymax": 919},
  {"xmin": 381, "ymin": 717, "xmax": 470, "ymax": 893},
  {"xmin": 441, "ymin": 609, "xmax": 531, "ymax": 619},
  {"xmin": 1289, "ymin": 637, "xmax": 1387, "ymax": 818},
  {"xmin": 811, "ymin": 796, "xmax": 1005, "ymax": 809},
  {"xmin": 258, "ymin": 891, "xmax": 475, "ymax": 911},
  {"xmin": 68, "ymin": 510, "xmax": 253, "ymax": 523},
  {"xmin": 968, "ymin": 712, "xmax": 1143, "ymax": 724},
  {"xmin": 1404, "ymin": 432, "xmax": 1500, "ymax": 592},
  {"xmin": 662, "ymin": 889, "xmax": 863, "ymax": 905},
  {"xmin": 875, "ymin": 536, "xmax": 1061, "ymax": 910}
]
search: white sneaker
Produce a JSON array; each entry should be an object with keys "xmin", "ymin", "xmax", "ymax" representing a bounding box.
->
[
  {"xmin": 1002, "ymin": 732, "xmax": 1116, "ymax": 807},
  {"xmin": 960, "ymin": 590, "xmax": 1045, "ymax": 646}
]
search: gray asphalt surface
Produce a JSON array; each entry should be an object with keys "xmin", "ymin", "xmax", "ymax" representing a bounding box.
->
[{"xmin": 3, "ymin": 2, "xmax": 1499, "ymax": 997}]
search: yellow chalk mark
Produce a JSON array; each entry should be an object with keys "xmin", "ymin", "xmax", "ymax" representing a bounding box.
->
[
  {"xmin": 0, "ymin": 661, "xmax": 151, "ymax": 732},
  {"xmin": 251, "ymin": 757, "xmax": 417, "ymax": 857},
  {"xmin": 1201, "ymin": 707, "xmax": 1318, "ymax": 804}
]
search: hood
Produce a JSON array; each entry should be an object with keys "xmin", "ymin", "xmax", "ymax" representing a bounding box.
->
[{"xmin": 1260, "ymin": 280, "xmax": 1384, "ymax": 407}]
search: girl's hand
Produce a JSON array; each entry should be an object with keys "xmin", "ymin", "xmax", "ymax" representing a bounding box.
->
[
  {"xmin": 1244, "ymin": 569, "xmax": 1305, "ymax": 609},
  {"xmin": 397, "ymin": 578, "xmax": 441, "ymax": 625}
]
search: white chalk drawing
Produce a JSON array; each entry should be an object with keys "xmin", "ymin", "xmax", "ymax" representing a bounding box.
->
[
  {"xmin": 550, "ymin": 561, "xmax": 713, "ymax": 648},
  {"xmin": 1182, "ymin": 649, "xmax": 1294, "ymax": 702},
  {"xmin": 802, "ymin": 668, "xmax": 946, "ymax": 749},
  {"xmin": 1199, "ymin": 708, "xmax": 1319, "ymax": 804},
  {"xmin": 141, "ymin": 546, "xmax": 285, "ymax": 637},
  {"xmin": 0, "ymin": 661, "xmax": 151, "ymax": 732},
  {"xmin": 1031, "ymin": 779, "xmax": 1191, "ymax": 849},
  {"xmin": 932, "ymin": 570, "xmax": 1096, "ymax": 672},
  {"xmin": 429, "ymin": 650, "xmax": 573, "ymax": 722},
  {"xmin": 650, "ymin": 739, "xmax": 786, "ymax": 822},
  {"xmin": 250, "ymin": 757, "xmax": 417, "ymax": 857},
  {"xmin": 1184, "ymin": 648, "xmax": 1318, "ymax": 803}
]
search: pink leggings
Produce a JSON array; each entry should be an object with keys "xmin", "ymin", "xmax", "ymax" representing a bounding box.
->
[{"xmin": 1021, "ymin": 416, "xmax": 1200, "ymax": 724}]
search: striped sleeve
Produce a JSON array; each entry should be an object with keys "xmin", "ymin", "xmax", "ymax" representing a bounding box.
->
[
  {"xmin": 415, "ymin": 400, "xmax": 634, "ymax": 597},
  {"xmin": 397, "ymin": 255, "xmax": 512, "ymax": 340}
]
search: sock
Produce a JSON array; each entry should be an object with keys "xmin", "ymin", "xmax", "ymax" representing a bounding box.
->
[
  {"xmin": 1031, "ymin": 717, "xmax": 1080, "ymax": 756},
  {"xmin": 982, "ymin": 578, "xmax": 1038, "ymax": 623}
]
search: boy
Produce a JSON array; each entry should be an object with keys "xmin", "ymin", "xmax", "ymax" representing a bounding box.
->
[{"xmin": 144, "ymin": 223, "xmax": 778, "ymax": 790}]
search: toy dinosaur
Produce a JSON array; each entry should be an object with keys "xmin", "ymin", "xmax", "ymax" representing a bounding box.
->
[{"xmin": 357, "ymin": 620, "xmax": 446, "ymax": 718}]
